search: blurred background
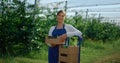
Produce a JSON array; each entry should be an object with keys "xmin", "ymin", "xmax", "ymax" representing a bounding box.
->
[{"xmin": 0, "ymin": 0, "xmax": 120, "ymax": 63}]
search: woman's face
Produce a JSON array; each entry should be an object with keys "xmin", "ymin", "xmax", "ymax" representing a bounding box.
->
[{"xmin": 57, "ymin": 12, "xmax": 65, "ymax": 23}]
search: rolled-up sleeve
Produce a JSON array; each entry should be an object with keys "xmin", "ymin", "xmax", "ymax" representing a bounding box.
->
[
  {"xmin": 48, "ymin": 26, "xmax": 55, "ymax": 36},
  {"xmin": 47, "ymin": 26, "xmax": 55, "ymax": 46}
]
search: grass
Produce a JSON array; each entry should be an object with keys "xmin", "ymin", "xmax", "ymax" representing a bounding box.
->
[
  {"xmin": 0, "ymin": 57, "xmax": 47, "ymax": 63},
  {"xmin": 93, "ymin": 51, "xmax": 120, "ymax": 63},
  {"xmin": 0, "ymin": 39, "xmax": 120, "ymax": 63},
  {"xmin": 80, "ymin": 39, "xmax": 120, "ymax": 63}
]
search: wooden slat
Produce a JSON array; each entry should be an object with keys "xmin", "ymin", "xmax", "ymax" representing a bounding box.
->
[
  {"xmin": 59, "ymin": 46, "xmax": 79, "ymax": 54},
  {"xmin": 45, "ymin": 36, "xmax": 64, "ymax": 44},
  {"xmin": 59, "ymin": 46, "xmax": 79, "ymax": 63}
]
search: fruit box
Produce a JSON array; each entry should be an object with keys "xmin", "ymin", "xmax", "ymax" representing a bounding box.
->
[
  {"xmin": 45, "ymin": 36, "xmax": 64, "ymax": 45},
  {"xmin": 59, "ymin": 46, "xmax": 79, "ymax": 63}
]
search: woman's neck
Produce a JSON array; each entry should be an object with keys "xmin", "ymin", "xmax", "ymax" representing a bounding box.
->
[{"xmin": 57, "ymin": 23, "xmax": 64, "ymax": 29}]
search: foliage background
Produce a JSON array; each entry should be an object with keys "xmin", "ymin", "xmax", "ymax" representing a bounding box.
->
[{"xmin": 0, "ymin": 0, "xmax": 120, "ymax": 58}]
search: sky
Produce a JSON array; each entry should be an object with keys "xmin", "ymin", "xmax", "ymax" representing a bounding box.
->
[
  {"xmin": 27, "ymin": 0, "xmax": 120, "ymax": 18},
  {"xmin": 39, "ymin": 0, "xmax": 120, "ymax": 6}
]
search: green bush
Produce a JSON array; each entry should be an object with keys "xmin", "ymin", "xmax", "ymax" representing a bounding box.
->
[{"xmin": 0, "ymin": 0, "xmax": 119, "ymax": 57}]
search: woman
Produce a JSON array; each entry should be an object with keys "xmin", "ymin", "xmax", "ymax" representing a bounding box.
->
[{"xmin": 47, "ymin": 10, "xmax": 82, "ymax": 63}]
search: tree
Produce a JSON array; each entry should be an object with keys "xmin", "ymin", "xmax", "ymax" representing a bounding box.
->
[{"xmin": 0, "ymin": 0, "xmax": 36, "ymax": 56}]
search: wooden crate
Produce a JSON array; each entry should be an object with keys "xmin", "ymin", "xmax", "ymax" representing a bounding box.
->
[
  {"xmin": 59, "ymin": 46, "xmax": 79, "ymax": 63},
  {"xmin": 45, "ymin": 36, "xmax": 64, "ymax": 45}
]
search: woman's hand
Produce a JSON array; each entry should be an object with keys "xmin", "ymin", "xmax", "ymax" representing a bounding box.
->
[
  {"xmin": 51, "ymin": 44, "xmax": 57, "ymax": 47},
  {"xmin": 59, "ymin": 34, "xmax": 67, "ymax": 43}
]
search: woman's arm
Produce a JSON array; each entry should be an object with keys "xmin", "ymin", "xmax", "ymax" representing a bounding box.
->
[
  {"xmin": 47, "ymin": 26, "xmax": 57, "ymax": 47},
  {"xmin": 65, "ymin": 24, "xmax": 82, "ymax": 38}
]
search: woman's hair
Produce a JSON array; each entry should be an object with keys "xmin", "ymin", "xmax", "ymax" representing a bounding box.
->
[{"xmin": 57, "ymin": 10, "xmax": 66, "ymax": 16}]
